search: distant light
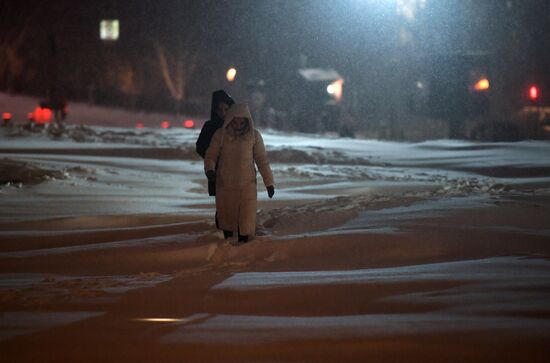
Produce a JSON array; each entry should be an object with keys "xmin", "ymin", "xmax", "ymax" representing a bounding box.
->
[
  {"xmin": 416, "ymin": 81, "xmax": 424, "ymax": 89},
  {"xmin": 396, "ymin": 0, "xmax": 419, "ymax": 22},
  {"xmin": 100, "ymin": 20, "xmax": 119, "ymax": 41},
  {"xmin": 33, "ymin": 106, "xmax": 52, "ymax": 124},
  {"xmin": 183, "ymin": 119, "xmax": 195, "ymax": 128},
  {"xmin": 133, "ymin": 314, "xmax": 212, "ymax": 324},
  {"xmin": 135, "ymin": 122, "xmax": 144, "ymax": 129},
  {"xmin": 134, "ymin": 318, "xmax": 184, "ymax": 323},
  {"xmin": 39, "ymin": 108, "xmax": 52, "ymax": 123},
  {"xmin": 160, "ymin": 120, "xmax": 170, "ymax": 129},
  {"xmin": 2, "ymin": 112, "xmax": 12, "ymax": 121},
  {"xmin": 473, "ymin": 78, "xmax": 490, "ymax": 91},
  {"xmin": 226, "ymin": 67, "xmax": 237, "ymax": 82},
  {"xmin": 327, "ymin": 79, "xmax": 344, "ymax": 102},
  {"xmin": 529, "ymin": 85, "xmax": 539, "ymax": 100}
]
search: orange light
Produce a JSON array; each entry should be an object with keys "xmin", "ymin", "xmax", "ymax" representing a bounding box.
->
[
  {"xmin": 529, "ymin": 85, "xmax": 539, "ymax": 100},
  {"xmin": 160, "ymin": 120, "xmax": 170, "ymax": 129},
  {"xmin": 135, "ymin": 122, "xmax": 144, "ymax": 129},
  {"xmin": 226, "ymin": 67, "xmax": 237, "ymax": 82},
  {"xmin": 474, "ymin": 78, "xmax": 490, "ymax": 91},
  {"xmin": 2, "ymin": 112, "xmax": 12, "ymax": 121},
  {"xmin": 183, "ymin": 119, "xmax": 194, "ymax": 128}
]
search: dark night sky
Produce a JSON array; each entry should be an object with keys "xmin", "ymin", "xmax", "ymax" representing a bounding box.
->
[
  {"xmin": 15, "ymin": 0, "xmax": 548, "ymax": 70},
  {"xmin": 2, "ymin": 0, "xmax": 549, "ymax": 114}
]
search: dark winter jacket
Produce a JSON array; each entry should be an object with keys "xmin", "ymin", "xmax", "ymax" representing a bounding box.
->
[{"xmin": 195, "ymin": 90, "xmax": 235, "ymax": 158}]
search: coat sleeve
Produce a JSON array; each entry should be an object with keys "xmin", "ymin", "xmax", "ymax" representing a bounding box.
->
[
  {"xmin": 204, "ymin": 129, "xmax": 223, "ymax": 173},
  {"xmin": 195, "ymin": 122, "xmax": 213, "ymax": 159},
  {"xmin": 253, "ymin": 130, "xmax": 274, "ymax": 187}
]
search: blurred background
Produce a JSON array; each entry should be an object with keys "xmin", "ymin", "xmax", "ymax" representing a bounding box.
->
[{"xmin": 1, "ymin": 0, "xmax": 549, "ymax": 140}]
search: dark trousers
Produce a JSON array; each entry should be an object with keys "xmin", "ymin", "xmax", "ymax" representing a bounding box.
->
[{"xmin": 223, "ymin": 229, "xmax": 248, "ymax": 242}]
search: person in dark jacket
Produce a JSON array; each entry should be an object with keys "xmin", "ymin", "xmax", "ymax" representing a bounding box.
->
[
  {"xmin": 196, "ymin": 90, "xmax": 235, "ymax": 159},
  {"xmin": 196, "ymin": 90, "xmax": 235, "ymax": 230}
]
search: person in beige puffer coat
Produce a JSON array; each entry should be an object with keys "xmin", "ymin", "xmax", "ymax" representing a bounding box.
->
[{"xmin": 204, "ymin": 103, "xmax": 274, "ymax": 243}]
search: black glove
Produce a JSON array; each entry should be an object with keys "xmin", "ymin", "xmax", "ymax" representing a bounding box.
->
[
  {"xmin": 266, "ymin": 185, "xmax": 275, "ymax": 199},
  {"xmin": 206, "ymin": 170, "xmax": 216, "ymax": 183}
]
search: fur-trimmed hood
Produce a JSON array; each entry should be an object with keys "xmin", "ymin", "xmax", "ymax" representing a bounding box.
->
[
  {"xmin": 204, "ymin": 102, "xmax": 274, "ymax": 236},
  {"xmin": 223, "ymin": 103, "xmax": 255, "ymax": 138}
]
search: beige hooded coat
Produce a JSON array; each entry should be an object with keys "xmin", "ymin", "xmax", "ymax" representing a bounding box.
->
[{"xmin": 204, "ymin": 104, "xmax": 274, "ymax": 236}]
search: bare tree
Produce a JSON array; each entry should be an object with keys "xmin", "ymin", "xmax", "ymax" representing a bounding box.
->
[
  {"xmin": 154, "ymin": 32, "xmax": 200, "ymax": 114},
  {"xmin": 0, "ymin": 2, "xmax": 39, "ymax": 92}
]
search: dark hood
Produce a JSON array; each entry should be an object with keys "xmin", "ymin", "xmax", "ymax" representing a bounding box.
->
[{"xmin": 210, "ymin": 90, "xmax": 235, "ymax": 122}]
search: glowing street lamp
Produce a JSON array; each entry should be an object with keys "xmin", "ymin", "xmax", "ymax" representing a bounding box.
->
[
  {"xmin": 473, "ymin": 78, "xmax": 490, "ymax": 91},
  {"xmin": 396, "ymin": 0, "xmax": 426, "ymax": 22},
  {"xmin": 226, "ymin": 67, "xmax": 237, "ymax": 82}
]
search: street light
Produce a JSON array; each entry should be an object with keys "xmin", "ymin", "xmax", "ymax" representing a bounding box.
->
[
  {"xmin": 226, "ymin": 67, "xmax": 237, "ymax": 82},
  {"xmin": 473, "ymin": 78, "xmax": 490, "ymax": 91}
]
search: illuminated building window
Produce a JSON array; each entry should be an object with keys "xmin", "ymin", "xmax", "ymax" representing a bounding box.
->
[{"xmin": 100, "ymin": 20, "xmax": 120, "ymax": 41}]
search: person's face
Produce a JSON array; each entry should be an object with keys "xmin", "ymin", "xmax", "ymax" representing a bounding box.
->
[
  {"xmin": 216, "ymin": 102, "xmax": 230, "ymax": 119},
  {"xmin": 231, "ymin": 117, "xmax": 247, "ymax": 130}
]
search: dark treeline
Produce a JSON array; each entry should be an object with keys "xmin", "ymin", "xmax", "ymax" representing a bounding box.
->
[{"xmin": 1, "ymin": 1, "xmax": 548, "ymax": 137}]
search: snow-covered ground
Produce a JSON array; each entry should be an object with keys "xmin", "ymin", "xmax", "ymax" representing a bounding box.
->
[{"xmin": 1, "ymin": 120, "xmax": 550, "ymax": 362}]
